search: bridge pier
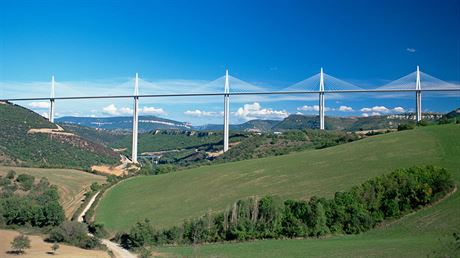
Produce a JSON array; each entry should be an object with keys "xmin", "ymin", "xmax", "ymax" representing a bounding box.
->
[
  {"xmin": 223, "ymin": 69, "xmax": 230, "ymax": 152},
  {"xmin": 319, "ymin": 68, "xmax": 325, "ymax": 130},
  {"xmin": 49, "ymin": 75, "xmax": 55, "ymax": 123},
  {"xmin": 416, "ymin": 66, "xmax": 422, "ymax": 122},
  {"xmin": 132, "ymin": 73, "xmax": 139, "ymax": 163}
]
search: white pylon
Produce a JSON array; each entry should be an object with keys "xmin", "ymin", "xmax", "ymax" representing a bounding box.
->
[
  {"xmin": 416, "ymin": 66, "xmax": 422, "ymax": 122},
  {"xmin": 132, "ymin": 73, "xmax": 139, "ymax": 163},
  {"xmin": 49, "ymin": 75, "xmax": 55, "ymax": 123},
  {"xmin": 319, "ymin": 68, "xmax": 325, "ymax": 130},
  {"xmin": 223, "ymin": 69, "xmax": 230, "ymax": 152}
]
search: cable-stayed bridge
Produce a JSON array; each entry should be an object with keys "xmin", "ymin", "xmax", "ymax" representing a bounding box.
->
[{"xmin": 2, "ymin": 66, "xmax": 459, "ymax": 163}]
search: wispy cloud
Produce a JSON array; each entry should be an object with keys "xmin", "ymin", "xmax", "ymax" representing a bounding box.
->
[
  {"xmin": 102, "ymin": 104, "xmax": 166, "ymax": 116},
  {"xmin": 28, "ymin": 101, "xmax": 50, "ymax": 109},
  {"xmin": 234, "ymin": 102, "xmax": 289, "ymax": 121},
  {"xmin": 406, "ymin": 48, "xmax": 416, "ymax": 53},
  {"xmin": 184, "ymin": 109, "xmax": 221, "ymax": 117},
  {"xmin": 360, "ymin": 105, "xmax": 406, "ymax": 117}
]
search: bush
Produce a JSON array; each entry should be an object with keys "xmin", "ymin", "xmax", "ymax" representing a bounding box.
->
[
  {"xmin": 48, "ymin": 221, "xmax": 100, "ymax": 249},
  {"xmin": 16, "ymin": 174, "xmax": 35, "ymax": 191},
  {"xmin": 397, "ymin": 123, "xmax": 415, "ymax": 131},
  {"xmin": 10, "ymin": 234, "xmax": 31, "ymax": 254},
  {"xmin": 6, "ymin": 170, "xmax": 16, "ymax": 179}
]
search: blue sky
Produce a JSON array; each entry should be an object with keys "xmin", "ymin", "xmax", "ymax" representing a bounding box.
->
[{"xmin": 1, "ymin": 0, "xmax": 459, "ymax": 125}]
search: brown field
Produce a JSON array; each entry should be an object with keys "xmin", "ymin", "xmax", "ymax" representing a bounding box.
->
[
  {"xmin": 0, "ymin": 229, "xmax": 110, "ymax": 258},
  {"xmin": 0, "ymin": 166, "xmax": 106, "ymax": 218}
]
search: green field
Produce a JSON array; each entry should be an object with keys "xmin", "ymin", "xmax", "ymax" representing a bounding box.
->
[
  {"xmin": 0, "ymin": 166, "xmax": 106, "ymax": 218},
  {"xmin": 96, "ymin": 124, "xmax": 460, "ymax": 230}
]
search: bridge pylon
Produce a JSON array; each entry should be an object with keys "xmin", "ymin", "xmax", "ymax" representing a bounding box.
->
[
  {"xmin": 416, "ymin": 66, "xmax": 422, "ymax": 122},
  {"xmin": 319, "ymin": 68, "xmax": 325, "ymax": 130},
  {"xmin": 223, "ymin": 68, "xmax": 230, "ymax": 152},
  {"xmin": 132, "ymin": 73, "xmax": 139, "ymax": 163},
  {"xmin": 49, "ymin": 75, "xmax": 55, "ymax": 123}
]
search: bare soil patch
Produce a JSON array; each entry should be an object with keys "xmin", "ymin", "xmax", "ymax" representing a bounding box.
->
[{"xmin": 0, "ymin": 229, "xmax": 110, "ymax": 258}]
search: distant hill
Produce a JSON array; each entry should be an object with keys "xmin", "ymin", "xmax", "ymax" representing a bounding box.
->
[
  {"xmin": 56, "ymin": 110, "xmax": 451, "ymax": 135},
  {"xmin": 56, "ymin": 115, "xmax": 192, "ymax": 132},
  {"xmin": 0, "ymin": 102, "xmax": 119, "ymax": 170},
  {"xmin": 445, "ymin": 108, "xmax": 460, "ymax": 119},
  {"xmin": 195, "ymin": 119, "xmax": 279, "ymax": 132}
]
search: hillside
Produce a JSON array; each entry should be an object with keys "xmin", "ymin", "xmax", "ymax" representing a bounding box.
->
[
  {"xmin": 95, "ymin": 124, "xmax": 460, "ymax": 233},
  {"xmin": 0, "ymin": 166, "xmax": 106, "ymax": 218},
  {"xmin": 57, "ymin": 115, "xmax": 191, "ymax": 132},
  {"xmin": 0, "ymin": 102, "xmax": 119, "ymax": 169}
]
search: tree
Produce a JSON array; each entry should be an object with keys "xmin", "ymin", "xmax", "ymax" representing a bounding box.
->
[
  {"xmin": 51, "ymin": 242, "xmax": 59, "ymax": 254},
  {"xmin": 6, "ymin": 170, "xmax": 16, "ymax": 179},
  {"xmin": 10, "ymin": 234, "xmax": 31, "ymax": 254}
]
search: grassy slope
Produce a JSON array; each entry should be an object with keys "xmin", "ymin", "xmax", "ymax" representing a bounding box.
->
[
  {"xmin": 0, "ymin": 166, "xmax": 106, "ymax": 218},
  {"xmin": 96, "ymin": 124, "xmax": 459, "ymax": 234},
  {"xmin": 0, "ymin": 103, "xmax": 119, "ymax": 169}
]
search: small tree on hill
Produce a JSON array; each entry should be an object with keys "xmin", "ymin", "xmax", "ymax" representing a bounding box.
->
[
  {"xmin": 51, "ymin": 242, "xmax": 60, "ymax": 254},
  {"xmin": 10, "ymin": 234, "xmax": 31, "ymax": 254}
]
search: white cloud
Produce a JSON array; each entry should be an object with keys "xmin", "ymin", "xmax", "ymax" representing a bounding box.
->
[
  {"xmin": 297, "ymin": 105, "xmax": 332, "ymax": 112},
  {"xmin": 29, "ymin": 102, "xmax": 50, "ymax": 109},
  {"xmin": 406, "ymin": 48, "xmax": 416, "ymax": 53},
  {"xmin": 338, "ymin": 105, "xmax": 353, "ymax": 112},
  {"xmin": 184, "ymin": 109, "xmax": 220, "ymax": 117},
  {"xmin": 362, "ymin": 112, "xmax": 381, "ymax": 117},
  {"xmin": 142, "ymin": 106, "xmax": 166, "ymax": 115},
  {"xmin": 41, "ymin": 112, "xmax": 49, "ymax": 118},
  {"xmin": 298, "ymin": 105, "xmax": 320, "ymax": 111},
  {"xmin": 102, "ymin": 104, "xmax": 120, "ymax": 116},
  {"xmin": 393, "ymin": 107, "xmax": 405, "ymax": 113},
  {"xmin": 234, "ymin": 102, "xmax": 289, "ymax": 121},
  {"xmin": 102, "ymin": 104, "xmax": 165, "ymax": 116},
  {"xmin": 360, "ymin": 106, "xmax": 390, "ymax": 113},
  {"xmin": 360, "ymin": 106, "xmax": 406, "ymax": 114}
]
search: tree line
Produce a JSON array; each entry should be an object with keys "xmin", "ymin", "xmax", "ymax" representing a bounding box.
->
[{"xmin": 117, "ymin": 165, "xmax": 455, "ymax": 249}]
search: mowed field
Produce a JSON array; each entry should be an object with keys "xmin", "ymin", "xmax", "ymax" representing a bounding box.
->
[
  {"xmin": 96, "ymin": 125, "xmax": 460, "ymax": 231},
  {"xmin": 0, "ymin": 166, "xmax": 106, "ymax": 218}
]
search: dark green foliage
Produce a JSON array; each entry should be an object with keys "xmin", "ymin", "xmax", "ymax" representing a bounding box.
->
[
  {"xmin": 0, "ymin": 175, "xmax": 65, "ymax": 227},
  {"xmin": 119, "ymin": 166, "xmax": 454, "ymax": 248},
  {"xmin": 0, "ymin": 102, "xmax": 119, "ymax": 169},
  {"xmin": 6, "ymin": 170, "xmax": 16, "ymax": 179},
  {"xmin": 16, "ymin": 174, "xmax": 35, "ymax": 191},
  {"xmin": 398, "ymin": 123, "xmax": 416, "ymax": 131},
  {"xmin": 48, "ymin": 221, "xmax": 101, "ymax": 249},
  {"xmin": 88, "ymin": 222, "xmax": 108, "ymax": 238}
]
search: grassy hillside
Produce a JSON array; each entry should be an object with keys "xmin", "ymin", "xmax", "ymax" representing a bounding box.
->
[
  {"xmin": 95, "ymin": 124, "xmax": 460, "ymax": 232},
  {"xmin": 158, "ymin": 169, "xmax": 460, "ymax": 257},
  {"xmin": 0, "ymin": 103, "xmax": 119, "ymax": 169},
  {"xmin": 0, "ymin": 166, "xmax": 106, "ymax": 218}
]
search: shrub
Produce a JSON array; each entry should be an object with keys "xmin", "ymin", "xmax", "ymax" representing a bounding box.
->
[
  {"xmin": 48, "ymin": 221, "xmax": 100, "ymax": 249},
  {"xmin": 397, "ymin": 123, "xmax": 415, "ymax": 131},
  {"xmin": 16, "ymin": 174, "xmax": 35, "ymax": 191},
  {"xmin": 10, "ymin": 234, "xmax": 31, "ymax": 254},
  {"xmin": 6, "ymin": 170, "xmax": 16, "ymax": 179}
]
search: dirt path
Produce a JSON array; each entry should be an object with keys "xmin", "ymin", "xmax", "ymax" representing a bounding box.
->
[
  {"xmin": 101, "ymin": 239, "xmax": 137, "ymax": 258},
  {"xmin": 78, "ymin": 191, "xmax": 137, "ymax": 258},
  {"xmin": 27, "ymin": 124, "xmax": 75, "ymax": 136},
  {"xmin": 77, "ymin": 191, "xmax": 100, "ymax": 223}
]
